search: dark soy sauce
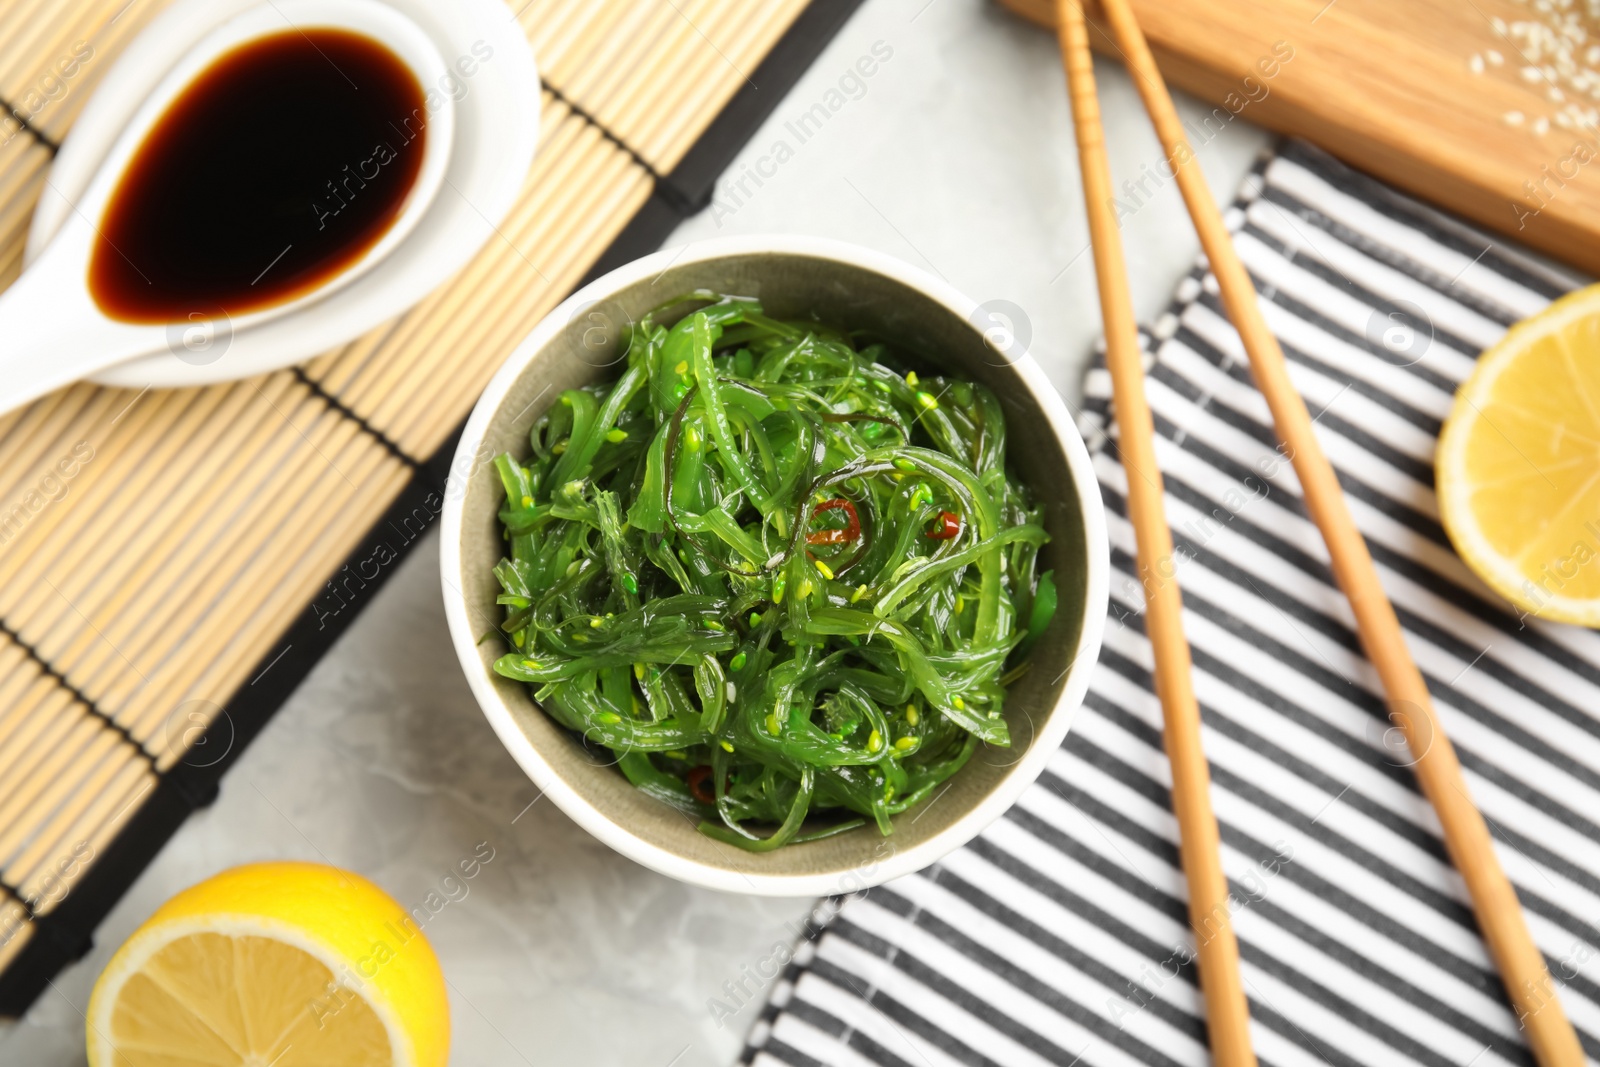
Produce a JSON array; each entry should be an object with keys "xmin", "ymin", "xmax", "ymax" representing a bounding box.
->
[{"xmin": 89, "ymin": 29, "xmax": 428, "ymax": 323}]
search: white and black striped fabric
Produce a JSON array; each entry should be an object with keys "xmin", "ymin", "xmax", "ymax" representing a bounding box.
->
[{"xmin": 738, "ymin": 139, "xmax": 1600, "ymax": 1067}]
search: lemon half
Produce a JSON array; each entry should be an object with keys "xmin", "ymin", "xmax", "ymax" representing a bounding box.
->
[
  {"xmin": 1438, "ymin": 283, "xmax": 1600, "ymax": 626},
  {"xmin": 87, "ymin": 862, "xmax": 449, "ymax": 1067}
]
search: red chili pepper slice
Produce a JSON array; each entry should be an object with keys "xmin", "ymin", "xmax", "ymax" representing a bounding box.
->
[
  {"xmin": 686, "ymin": 765, "xmax": 715, "ymax": 805},
  {"xmin": 926, "ymin": 510, "xmax": 962, "ymax": 540},
  {"xmin": 805, "ymin": 497, "xmax": 861, "ymax": 545}
]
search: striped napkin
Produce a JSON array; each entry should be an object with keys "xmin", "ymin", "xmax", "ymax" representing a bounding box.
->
[{"xmin": 737, "ymin": 139, "xmax": 1600, "ymax": 1067}]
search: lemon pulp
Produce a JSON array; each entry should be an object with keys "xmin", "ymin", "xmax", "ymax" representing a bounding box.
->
[
  {"xmin": 1438, "ymin": 283, "xmax": 1600, "ymax": 625},
  {"xmin": 87, "ymin": 862, "xmax": 448, "ymax": 1067}
]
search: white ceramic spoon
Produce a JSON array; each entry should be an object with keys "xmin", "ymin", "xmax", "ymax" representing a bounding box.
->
[
  {"xmin": 28, "ymin": 0, "xmax": 540, "ymax": 391},
  {"xmin": 0, "ymin": 0, "xmax": 454, "ymax": 414}
]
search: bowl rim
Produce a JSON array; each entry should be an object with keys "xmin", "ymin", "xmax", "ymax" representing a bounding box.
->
[{"xmin": 439, "ymin": 233, "xmax": 1109, "ymax": 896}]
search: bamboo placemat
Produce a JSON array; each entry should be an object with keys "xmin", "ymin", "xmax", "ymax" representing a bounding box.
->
[{"xmin": 0, "ymin": 0, "xmax": 864, "ymax": 1015}]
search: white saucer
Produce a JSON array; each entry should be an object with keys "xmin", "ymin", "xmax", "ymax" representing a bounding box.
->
[{"xmin": 26, "ymin": 0, "xmax": 540, "ymax": 389}]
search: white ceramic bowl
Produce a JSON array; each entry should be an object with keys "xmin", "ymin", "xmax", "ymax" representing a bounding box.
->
[{"xmin": 440, "ymin": 235, "xmax": 1109, "ymax": 896}]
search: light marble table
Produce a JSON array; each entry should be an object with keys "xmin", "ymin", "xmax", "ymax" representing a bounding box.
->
[{"xmin": 0, "ymin": 0, "xmax": 1267, "ymax": 1062}]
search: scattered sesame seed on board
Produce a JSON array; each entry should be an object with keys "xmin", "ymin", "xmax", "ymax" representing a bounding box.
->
[{"xmin": 1473, "ymin": 1, "xmax": 1600, "ymax": 141}]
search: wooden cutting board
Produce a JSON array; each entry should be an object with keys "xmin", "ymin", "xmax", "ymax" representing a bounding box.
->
[{"xmin": 1000, "ymin": 0, "xmax": 1600, "ymax": 276}]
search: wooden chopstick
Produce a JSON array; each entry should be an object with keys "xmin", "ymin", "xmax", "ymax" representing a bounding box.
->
[
  {"xmin": 1086, "ymin": 1, "xmax": 1587, "ymax": 1063},
  {"xmin": 1051, "ymin": 2, "xmax": 1258, "ymax": 1063}
]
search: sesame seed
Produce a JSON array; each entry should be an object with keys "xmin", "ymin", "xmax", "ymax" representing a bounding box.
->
[{"xmin": 674, "ymin": 360, "xmax": 689, "ymax": 375}]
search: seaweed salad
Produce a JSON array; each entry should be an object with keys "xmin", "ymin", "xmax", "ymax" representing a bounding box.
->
[{"xmin": 489, "ymin": 292, "xmax": 1057, "ymax": 850}]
